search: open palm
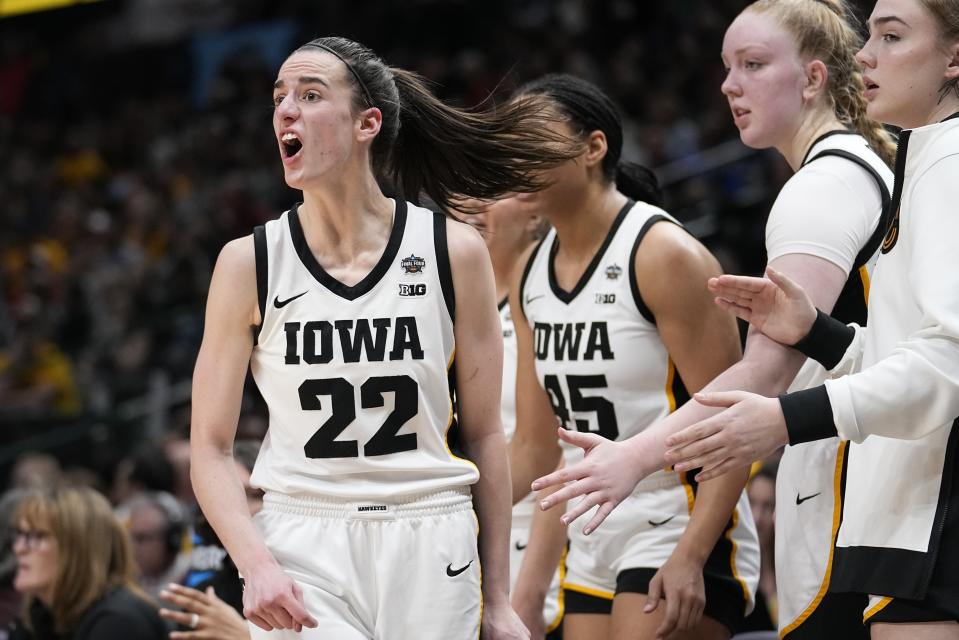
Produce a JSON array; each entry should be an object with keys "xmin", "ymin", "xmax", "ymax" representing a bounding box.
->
[{"xmin": 707, "ymin": 266, "xmax": 817, "ymax": 346}]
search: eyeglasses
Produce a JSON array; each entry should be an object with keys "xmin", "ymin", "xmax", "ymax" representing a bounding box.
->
[
  {"xmin": 11, "ymin": 527, "xmax": 52, "ymax": 550},
  {"xmin": 129, "ymin": 530, "xmax": 168, "ymax": 545}
]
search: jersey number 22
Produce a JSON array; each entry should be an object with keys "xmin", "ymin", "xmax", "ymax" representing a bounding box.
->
[{"xmin": 299, "ymin": 375, "xmax": 418, "ymax": 458}]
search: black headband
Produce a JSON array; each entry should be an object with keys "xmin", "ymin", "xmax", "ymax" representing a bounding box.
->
[{"xmin": 302, "ymin": 42, "xmax": 376, "ymax": 108}]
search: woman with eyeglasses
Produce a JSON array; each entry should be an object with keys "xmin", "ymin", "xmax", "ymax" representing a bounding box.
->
[{"xmin": 8, "ymin": 487, "xmax": 166, "ymax": 640}]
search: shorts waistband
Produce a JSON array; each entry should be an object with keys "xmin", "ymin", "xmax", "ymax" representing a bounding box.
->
[
  {"xmin": 262, "ymin": 487, "xmax": 473, "ymax": 520},
  {"xmin": 634, "ymin": 470, "xmax": 683, "ymax": 493}
]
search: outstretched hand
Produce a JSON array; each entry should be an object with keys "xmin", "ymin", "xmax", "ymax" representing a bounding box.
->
[
  {"xmin": 530, "ymin": 428, "xmax": 651, "ymax": 535},
  {"xmin": 663, "ymin": 391, "xmax": 788, "ymax": 482},
  {"xmin": 708, "ymin": 266, "xmax": 817, "ymax": 346}
]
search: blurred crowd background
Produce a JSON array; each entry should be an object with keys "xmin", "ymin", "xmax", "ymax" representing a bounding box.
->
[{"xmin": 0, "ymin": 0, "xmax": 876, "ymax": 635}]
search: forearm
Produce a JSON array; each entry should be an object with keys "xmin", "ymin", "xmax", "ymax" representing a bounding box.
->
[
  {"xmin": 512, "ymin": 486, "xmax": 567, "ymax": 607},
  {"xmin": 509, "ymin": 432, "xmax": 562, "ymax": 504},
  {"xmin": 191, "ymin": 442, "xmax": 277, "ymax": 577},
  {"xmin": 783, "ymin": 330, "xmax": 959, "ymax": 444},
  {"xmin": 626, "ymin": 341, "xmax": 806, "ymax": 473},
  {"xmin": 465, "ymin": 427, "xmax": 514, "ymax": 605},
  {"xmin": 674, "ymin": 465, "xmax": 750, "ymax": 565}
]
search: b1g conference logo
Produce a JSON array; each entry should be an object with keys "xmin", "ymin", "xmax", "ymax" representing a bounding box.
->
[{"xmin": 399, "ymin": 283, "xmax": 427, "ymax": 297}]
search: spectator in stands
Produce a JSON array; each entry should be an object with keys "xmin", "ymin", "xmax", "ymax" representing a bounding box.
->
[
  {"xmin": 125, "ymin": 492, "xmax": 191, "ymax": 600},
  {"xmin": 7, "ymin": 487, "xmax": 166, "ymax": 639},
  {"xmin": 0, "ymin": 490, "xmax": 26, "ymax": 632},
  {"xmin": 742, "ymin": 465, "xmax": 777, "ymax": 631},
  {"xmin": 8, "ymin": 456, "xmax": 60, "ymax": 493},
  {"xmin": 0, "ymin": 318, "xmax": 79, "ymax": 419},
  {"xmin": 111, "ymin": 446, "xmax": 176, "ymax": 510}
]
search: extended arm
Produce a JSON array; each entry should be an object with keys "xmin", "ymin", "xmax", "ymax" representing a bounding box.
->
[
  {"xmin": 447, "ymin": 220, "xmax": 529, "ymax": 640},
  {"xmin": 190, "ymin": 238, "xmax": 316, "ymax": 632},
  {"xmin": 507, "ymin": 244, "xmax": 564, "ymax": 504},
  {"xmin": 536, "ymin": 251, "xmax": 847, "ymax": 516}
]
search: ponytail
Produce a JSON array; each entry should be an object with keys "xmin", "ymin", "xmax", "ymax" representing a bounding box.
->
[
  {"xmin": 616, "ymin": 161, "xmax": 663, "ymax": 207},
  {"xmin": 388, "ymin": 68, "xmax": 584, "ymax": 212},
  {"xmin": 837, "ymin": 68, "xmax": 898, "ymax": 166},
  {"xmin": 293, "ymin": 37, "xmax": 582, "ymax": 213}
]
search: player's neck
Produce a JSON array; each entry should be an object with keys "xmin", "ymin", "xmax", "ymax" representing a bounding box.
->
[
  {"xmin": 549, "ymin": 184, "xmax": 627, "ymax": 260},
  {"xmin": 780, "ymin": 110, "xmax": 845, "ymax": 172},
  {"xmin": 298, "ymin": 174, "xmax": 394, "ymax": 258}
]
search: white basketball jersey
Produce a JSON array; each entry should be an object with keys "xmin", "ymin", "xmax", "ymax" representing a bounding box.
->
[
  {"xmin": 248, "ymin": 200, "xmax": 479, "ymax": 500},
  {"xmin": 787, "ymin": 132, "xmax": 893, "ymax": 393},
  {"xmin": 520, "ymin": 200, "xmax": 688, "ymax": 448},
  {"xmin": 499, "ymin": 299, "xmax": 518, "ymax": 443},
  {"xmin": 771, "ymin": 132, "xmax": 892, "ymax": 634}
]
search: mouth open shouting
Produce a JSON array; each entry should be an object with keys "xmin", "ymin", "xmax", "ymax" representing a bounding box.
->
[{"xmin": 280, "ymin": 131, "xmax": 303, "ymax": 162}]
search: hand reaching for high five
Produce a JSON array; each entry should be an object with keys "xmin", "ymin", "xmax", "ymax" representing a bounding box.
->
[{"xmin": 708, "ymin": 266, "xmax": 817, "ymax": 346}]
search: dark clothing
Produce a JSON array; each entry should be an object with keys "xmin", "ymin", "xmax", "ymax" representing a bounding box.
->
[
  {"xmin": 183, "ymin": 523, "xmax": 243, "ymax": 614},
  {"xmin": 192, "ymin": 563, "xmax": 243, "ymax": 615},
  {"xmin": 8, "ymin": 586, "xmax": 166, "ymax": 640}
]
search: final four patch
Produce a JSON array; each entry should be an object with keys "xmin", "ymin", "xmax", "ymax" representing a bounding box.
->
[{"xmin": 401, "ymin": 254, "xmax": 426, "ymax": 274}]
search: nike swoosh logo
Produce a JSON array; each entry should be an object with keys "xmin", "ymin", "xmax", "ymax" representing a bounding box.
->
[
  {"xmin": 515, "ymin": 541, "xmax": 528, "ymax": 551},
  {"xmin": 796, "ymin": 492, "xmax": 821, "ymax": 505},
  {"xmin": 647, "ymin": 515, "xmax": 676, "ymax": 527},
  {"xmin": 274, "ymin": 291, "xmax": 308, "ymax": 308},
  {"xmin": 446, "ymin": 560, "xmax": 472, "ymax": 577},
  {"xmin": 524, "ymin": 294, "xmax": 545, "ymax": 305}
]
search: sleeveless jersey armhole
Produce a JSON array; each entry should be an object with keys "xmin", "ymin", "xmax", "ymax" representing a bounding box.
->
[
  {"xmin": 628, "ymin": 215, "xmax": 678, "ymax": 324},
  {"xmin": 253, "ymin": 224, "xmax": 268, "ymax": 345},
  {"xmin": 518, "ymin": 236, "xmax": 549, "ymax": 319},
  {"xmin": 807, "ymin": 148, "xmax": 892, "ymax": 270},
  {"xmin": 433, "ymin": 212, "xmax": 456, "ymax": 323}
]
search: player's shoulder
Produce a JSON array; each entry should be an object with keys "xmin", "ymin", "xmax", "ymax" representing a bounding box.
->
[
  {"xmin": 216, "ymin": 234, "xmax": 256, "ymax": 276},
  {"xmin": 444, "ymin": 215, "xmax": 488, "ymax": 265},
  {"xmin": 633, "ymin": 213, "xmax": 706, "ymax": 270}
]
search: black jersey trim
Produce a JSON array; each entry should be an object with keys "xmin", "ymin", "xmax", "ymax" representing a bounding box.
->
[
  {"xmin": 919, "ymin": 420, "xmax": 959, "ymax": 595},
  {"xmin": 833, "ymin": 546, "xmax": 929, "ymax": 599},
  {"xmin": 628, "ymin": 214, "xmax": 679, "ymax": 324},
  {"xmin": 547, "ymin": 199, "xmax": 634, "ymax": 305},
  {"xmin": 433, "ymin": 212, "xmax": 455, "ymax": 322},
  {"xmin": 675, "ymin": 471, "xmax": 753, "ymax": 621},
  {"xmin": 253, "ymin": 224, "xmax": 268, "ymax": 346},
  {"xmin": 564, "ymin": 587, "xmax": 613, "ymax": 614},
  {"xmin": 444, "ymin": 352, "xmax": 469, "ymax": 461},
  {"xmin": 832, "ymin": 420, "xmax": 959, "ymax": 601},
  {"xmin": 799, "ymin": 129, "xmax": 857, "ymax": 166},
  {"xmin": 942, "ymin": 111, "xmax": 959, "ymax": 123},
  {"xmin": 881, "ymin": 130, "xmax": 911, "ymax": 255},
  {"xmin": 518, "ymin": 235, "xmax": 549, "ymax": 319},
  {"xmin": 497, "ymin": 296, "xmax": 508, "ymax": 312},
  {"xmin": 806, "ymin": 146, "xmax": 891, "ymax": 326},
  {"xmin": 782, "ymin": 592, "xmax": 869, "ymax": 639},
  {"xmin": 806, "ymin": 148, "xmax": 892, "ymax": 269},
  {"xmin": 288, "ymin": 200, "xmax": 407, "ymax": 301}
]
